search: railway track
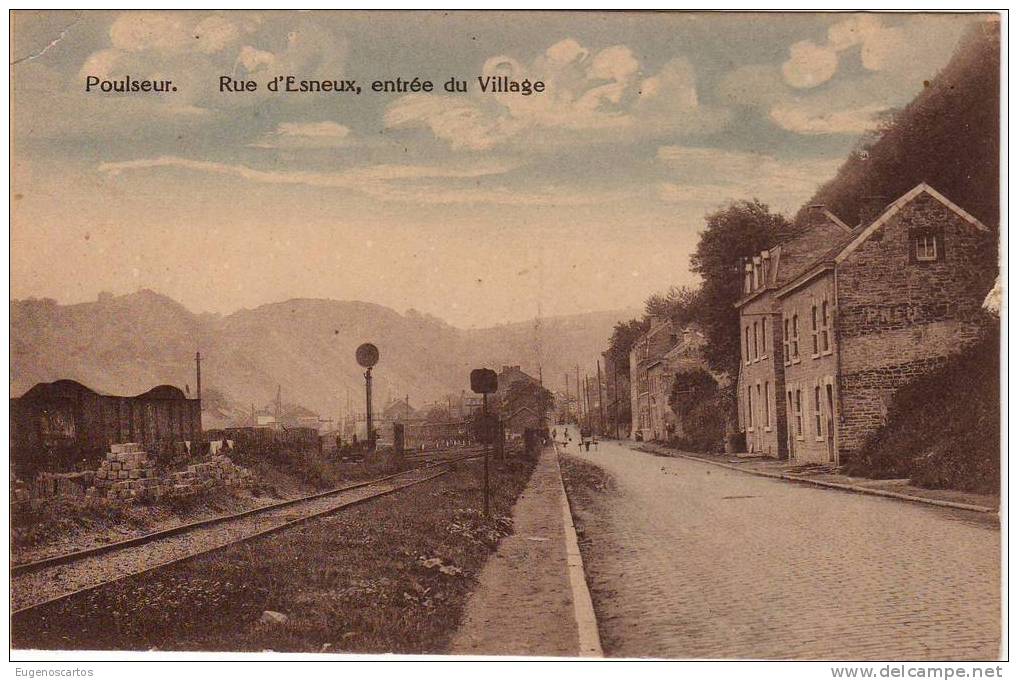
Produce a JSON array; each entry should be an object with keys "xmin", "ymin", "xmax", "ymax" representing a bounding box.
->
[{"xmin": 11, "ymin": 450, "xmax": 483, "ymax": 616}]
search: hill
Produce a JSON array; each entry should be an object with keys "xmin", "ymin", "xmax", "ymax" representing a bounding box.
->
[
  {"xmin": 796, "ymin": 19, "xmax": 1000, "ymax": 229},
  {"xmin": 10, "ymin": 291, "xmax": 636, "ymax": 422}
]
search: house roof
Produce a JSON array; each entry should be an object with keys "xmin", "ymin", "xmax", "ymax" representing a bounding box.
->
[
  {"xmin": 774, "ymin": 183, "xmax": 990, "ymax": 298},
  {"xmin": 734, "ymin": 211, "xmax": 852, "ymax": 308}
]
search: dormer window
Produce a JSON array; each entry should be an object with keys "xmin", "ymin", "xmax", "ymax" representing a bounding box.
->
[{"xmin": 916, "ymin": 234, "xmax": 938, "ymax": 261}]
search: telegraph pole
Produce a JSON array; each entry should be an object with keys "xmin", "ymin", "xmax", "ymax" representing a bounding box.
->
[
  {"xmin": 575, "ymin": 365, "xmax": 582, "ymax": 425},
  {"xmin": 586, "ymin": 374, "xmax": 594, "ymax": 433},
  {"xmin": 195, "ymin": 351, "xmax": 202, "ymax": 402},
  {"xmin": 613, "ymin": 362, "xmax": 621, "ymax": 439},
  {"xmin": 597, "ymin": 360, "xmax": 606, "ymax": 438}
]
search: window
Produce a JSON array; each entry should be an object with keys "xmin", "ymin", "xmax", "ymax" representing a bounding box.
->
[
  {"xmin": 761, "ymin": 317, "xmax": 767, "ymax": 356},
  {"xmin": 811, "ymin": 303, "xmax": 820, "ymax": 356},
  {"xmin": 745, "ymin": 326, "xmax": 750, "ymax": 364},
  {"xmin": 916, "ymin": 234, "xmax": 938, "ymax": 262},
  {"xmin": 747, "ymin": 385, "xmax": 753, "ymax": 429},
  {"xmin": 764, "ymin": 381, "xmax": 771, "ymax": 428},
  {"xmin": 752, "ymin": 321, "xmax": 759, "ymax": 360},
  {"xmin": 821, "ymin": 300, "xmax": 831, "ymax": 353},
  {"xmin": 814, "ymin": 385, "xmax": 823, "ymax": 438},
  {"xmin": 791, "ymin": 314, "xmax": 800, "ymax": 360},
  {"xmin": 794, "ymin": 389, "xmax": 803, "ymax": 438},
  {"xmin": 783, "ymin": 317, "xmax": 790, "ymax": 365}
]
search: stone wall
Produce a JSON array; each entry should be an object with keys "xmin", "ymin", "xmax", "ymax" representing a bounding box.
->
[
  {"xmin": 834, "ymin": 192, "xmax": 996, "ymax": 459},
  {"xmin": 11, "ymin": 442, "xmax": 255, "ymax": 508}
]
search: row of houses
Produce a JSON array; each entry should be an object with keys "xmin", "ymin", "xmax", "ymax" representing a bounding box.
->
[
  {"xmin": 629, "ymin": 320, "xmax": 713, "ymax": 442},
  {"xmin": 626, "ymin": 183, "xmax": 996, "ymax": 465}
]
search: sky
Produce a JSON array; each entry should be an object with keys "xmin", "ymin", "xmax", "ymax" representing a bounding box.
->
[{"xmin": 10, "ymin": 10, "xmax": 983, "ymax": 328}]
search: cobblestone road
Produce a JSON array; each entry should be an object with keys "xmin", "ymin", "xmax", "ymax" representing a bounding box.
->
[{"xmin": 559, "ymin": 430, "xmax": 1000, "ymax": 660}]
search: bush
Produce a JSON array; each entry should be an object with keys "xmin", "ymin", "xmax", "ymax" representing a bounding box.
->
[
  {"xmin": 845, "ymin": 327, "xmax": 999, "ymax": 493},
  {"xmin": 668, "ymin": 369, "xmax": 728, "ymax": 452}
]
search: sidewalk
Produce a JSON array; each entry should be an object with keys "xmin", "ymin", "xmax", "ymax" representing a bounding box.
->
[
  {"xmin": 449, "ymin": 445, "xmax": 601, "ymax": 657},
  {"xmin": 633, "ymin": 441, "xmax": 998, "ymax": 514}
]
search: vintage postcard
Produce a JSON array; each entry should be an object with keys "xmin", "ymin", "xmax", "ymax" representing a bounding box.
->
[{"xmin": 8, "ymin": 9, "xmax": 1004, "ymax": 668}]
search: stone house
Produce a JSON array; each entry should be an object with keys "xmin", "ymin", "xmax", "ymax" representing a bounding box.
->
[
  {"xmin": 774, "ymin": 184, "xmax": 994, "ymax": 465},
  {"xmin": 737, "ymin": 183, "xmax": 994, "ymax": 464}
]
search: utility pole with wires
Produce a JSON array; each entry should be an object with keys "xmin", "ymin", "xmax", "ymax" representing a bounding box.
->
[
  {"xmin": 597, "ymin": 359, "xmax": 606, "ymax": 438},
  {"xmin": 575, "ymin": 365, "xmax": 582, "ymax": 426},
  {"xmin": 613, "ymin": 361, "xmax": 621, "ymax": 439}
]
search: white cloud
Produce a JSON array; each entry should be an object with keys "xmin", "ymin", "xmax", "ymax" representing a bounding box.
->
[
  {"xmin": 251, "ymin": 121, "xmax": 352, "ymax": 149},
  {"xmin": 193, "ymin": 15, "xmax": 241, "ymax": 54},
  {"xmin": 780, "ymin": 14, "xmax": 971, "ymax": 91},
  {"xmin": 656, "ymin": 145, "xmax": 842, "ymax": 212},
  {"xmin": 782, "ymin": 40, "xmax": 839, "ymax": 89},
  {"xmin": 96, "ymin": 155, "xmax": 630, "ymax": 207},
  {"xmin": 385, "ymin": 38, "xmax": 727, "ymax": 150},
  {"xmin": 769, "ymin": 101, "xmax": 887, "ymax": 135}
]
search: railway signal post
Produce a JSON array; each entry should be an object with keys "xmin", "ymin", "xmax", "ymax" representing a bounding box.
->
[
  {"xmin": 470, "ymin": 368, "xmax": 498, "ymax": 517},
  {"xmin": 356, "ymin": 343, "xmax": 380, "ymax": 447}
]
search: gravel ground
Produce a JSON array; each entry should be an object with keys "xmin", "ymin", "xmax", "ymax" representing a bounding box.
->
[
  {"xmin": 13, "ymin": 491, "xmax": 288, "ymax": 566},
  {"xmin": 11, "ymin": 466, "xmax": 450, "ymax": 613}
]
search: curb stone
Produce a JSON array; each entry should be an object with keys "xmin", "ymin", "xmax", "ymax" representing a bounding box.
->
[
  {"xmin": 554, "ymin": 452, "xmax": 604, "ymax": 658},
  {"xmin": 632, "ymin": 444, "xmax": 998, "ymax": 517}
]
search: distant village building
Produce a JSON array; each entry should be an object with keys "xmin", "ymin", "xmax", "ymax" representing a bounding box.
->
[
  {"xmin": 496, "ymin": 365, "xmax": 540, "ymax": 394},
  {"xmin": 630, "ymin": 316, "xmax": 677, "ymax": 441},
  {"xmin": 736, "ymin": 184, "xmax": 995, "ymax": 464},
  {"xmin": 505, "ymin": 405, "xmax": 542, "ymax": 437},
  {"xmin": 382, "ymin": 398, "xmax": 421, "ymax": 423},
  {"xmin": 629, "ymin": 319, "xmax": 711, "ymax": 442},
  {"xmin": 601, "ymin": 352, "xmax": 631, "ymax": 438}
]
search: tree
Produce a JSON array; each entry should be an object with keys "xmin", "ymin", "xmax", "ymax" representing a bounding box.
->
[
  {"xmin": 605, "ymin": 318, "xmax": 650, "ymax": 376},
  {"xmin": 667, "ymin": 369, "xmax": 727, "ymax": 453},
  {"xmin": 668, "ymin": 369, "xmax": 719, "ymax": 418},
  {"xmin": 690, "ymin": 199, "xmax": 792, "ymax": 381},
  {"xmin": 644, "ymin": 285, "xmax": 702, "ymax": 326}
]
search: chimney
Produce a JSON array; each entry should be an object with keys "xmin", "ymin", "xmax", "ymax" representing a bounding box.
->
[
  {"xmin": 858, "ymin": 195, "xmax": 888, "ymax": 227},
  {"xmin": 806, "ymin": 204, "xmax": 828, "ymax": 227}
]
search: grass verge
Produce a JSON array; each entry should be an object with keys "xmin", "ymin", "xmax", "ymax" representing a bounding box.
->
[
  {"xmin": 12, "ymin": 452, "xmax": 537, "ymax": 654},
  {"xmin": 558, "ymin": 453, "xmax": 620, "ymax": 656}
]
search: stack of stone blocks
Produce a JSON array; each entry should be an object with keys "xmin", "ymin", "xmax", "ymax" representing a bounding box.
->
[{"xmin": 9, "ymin": 442, "xmax": 258, "ymax": 507}]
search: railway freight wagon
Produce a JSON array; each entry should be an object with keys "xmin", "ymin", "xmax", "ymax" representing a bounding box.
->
[
  {"xmin": 10, "ymin": 379, "xmax": 202, "ymax": 475},
  {"xmin": 400, "ymin": 420, "xmax": 473, "ymax": 451}
]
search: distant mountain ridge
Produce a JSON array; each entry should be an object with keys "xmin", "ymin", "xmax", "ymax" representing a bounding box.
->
[{"xmin": 10, "ymin": 290, "xmax": 638, "ymax": 421}]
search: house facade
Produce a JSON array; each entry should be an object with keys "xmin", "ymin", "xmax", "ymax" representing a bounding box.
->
[
  {"xmin": 735, "ymin": 206, "xmax": 853, "ymax": 457},
  {"xmin": 629, "ymin": 316, "xmax": 678, "ymax": 440},
  {"xmin": 741, "ymin": 183, "xmax": 993, "ymax": 464}
]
